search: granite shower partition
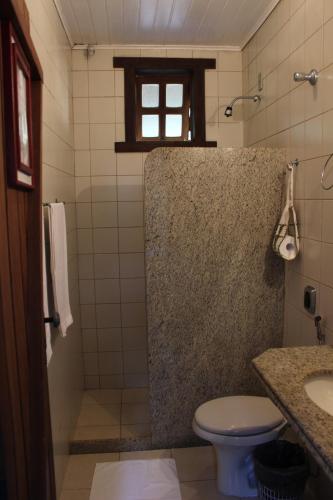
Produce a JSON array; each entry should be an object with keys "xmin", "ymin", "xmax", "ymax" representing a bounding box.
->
[{"xmin": 145, "ymin": 147, "xmax": 286, "ymax": 449}]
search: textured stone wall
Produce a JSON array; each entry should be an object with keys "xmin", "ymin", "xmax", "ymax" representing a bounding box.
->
[{"xmin": 145, "ymin": 147, "xmax": 286, "ymax": 448}]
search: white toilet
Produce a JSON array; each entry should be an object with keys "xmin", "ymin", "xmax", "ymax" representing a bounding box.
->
[{"xmin": 193, "ymin": 396, "xmax": 286, "ymax": 498}]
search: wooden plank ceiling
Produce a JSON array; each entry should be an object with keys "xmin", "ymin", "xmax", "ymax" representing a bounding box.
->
[{"xmin": 55, "ymin": 0, "xmax": 277, "ymax": 48}]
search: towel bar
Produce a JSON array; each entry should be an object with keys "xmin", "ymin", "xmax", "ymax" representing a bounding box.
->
[{"xmin": 44, "ymin": 312, "xmax": 60, "ymax": 328}]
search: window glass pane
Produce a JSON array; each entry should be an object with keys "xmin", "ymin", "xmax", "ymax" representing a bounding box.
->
[
  {"xmin": 165, "ymin": 114, "xmax": 182, "ymax": 137},
  {"xmin": 142, "ymin": 84, "xmax": 159, "ymax": 108},
  {"xmin": 142, "ymin": 115, "xmax": 159, "ymax": 137},
  {"xmin": 166, "ymin": 84, "xmax": 183, "ymax": 107}
]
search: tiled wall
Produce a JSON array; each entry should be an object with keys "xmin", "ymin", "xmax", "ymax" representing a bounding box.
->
[
  {"xmin": 25, "ymin": 0, "xmax": 83, "ymax": 495},
  {"xmin": 73, "ymin": 46, "xmax": 243, "ymax": 389},
  {"xmin": 242, "ymin": 2, "xmax": 333, "ymax": 348}
]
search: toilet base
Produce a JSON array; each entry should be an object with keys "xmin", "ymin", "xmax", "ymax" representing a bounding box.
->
[{"xmin": 214, "ymin": 443, "xmax": 258, "ymax": 498}]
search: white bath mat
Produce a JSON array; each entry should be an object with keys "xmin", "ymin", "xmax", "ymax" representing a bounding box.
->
[{"xmin": 89, "ymin": 458, "xmax": 182, "ymax": 500}]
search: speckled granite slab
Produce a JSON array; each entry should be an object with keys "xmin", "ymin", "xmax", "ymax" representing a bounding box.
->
[
  {"xmin": 145, "ymin": 147, "xmax": 286, "ymax": 448},
  {"xmin": 253, "ymin": 346, "xmax": 333, "ymax": 480}
]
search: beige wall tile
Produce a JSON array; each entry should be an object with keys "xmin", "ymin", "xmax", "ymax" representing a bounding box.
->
[
  {"xmin": 83, "ymin": 353, "xmax": 99, "ymax": 376},
  {"xmin": 75, "ymin": 151, "xmax": 91, "ymax": 177},
  {"xmin": 82, "ymin": 329, "xmax": 98, "ymax": 353},
  {"xmin": 79, "ymin": 279, "xmax": 95, "ymax": 304},
  {"xmin": 117, "ymin": 153, "xmax": 143, "ymax": 175},
  {"xmin": 95, "ymin": 279, "xmax": 120, "ymax": 303},
  {"xmin": 119, "ymin": 253, "xmax": 145, "ymax": 278},
  {"xmin": 123, "ymin": 327, "xmax": 147, "ymax": 350},
  {"xmin": 121, "ymin": 303, "xmax": 146, "ymax": 327},
  {"xmin": 89, "ymin": 97, "xmax": 115, "ymax": 124},
  {"xmin": 322, "ymin": 201, "xmax": 333, "ymax": 242},
  {"xmin": 97, "ymin": 328, "xmax": 122, "ymax": 351},
  {"xmin": 72, "ymin": 50, "xmax": 88, "ymax": 71},
  {"xmin": 120, "ymin": 278, "xmax": 146, "ymax": 302},
  {"xmin": 91, "ymin": 176, "xmax": 117, "ymax": 201},
  {"xmin": 90, "ymin": 124, "xmax": 115, "ymax": 149},
  {"xmin": 92, "ymin": 202, "xmax": 118, "ymax": 227},
  {"xmin": 119, "ymin": 228, "xmax": 144, "ymax": 252},
  {"xmin": 99, "ymin": 352, "xmax": 123, "ymax": 375},
  {"xmin": 94, "ymin": 254, "xmax": 119, "ymax": 279},
  {"xmin": 89, "ymin": 71, "xmax": 115, "ymax": 97},
  {"xmin": 80, "ymin": 304, "xmax": 96, "ymax": 328},
  {"xmin": 73, "ymin": 98, "xmax": 89, "ymax": 123},
  {"xmin": 118, "ymin": 202, "xmax": 143, "ymax": 227},
  {"xmin": 96, "ymin": 303, "xmax": 121, "ymax": 328},
  {"xmin": 123, "ymin": 351, "xmax": 148, "ymax": 375},
  {"xmin": 91, "ymin": 150, "xmax": 117, "ymax": 176},
  {"xmin": 88, "ymin": 50, "xmax": 114, "ymax": 70},
  {"xmin": 93, "ymin": 228, "xmax": 118, "ymax": 253},
  {"xmin": 73, "ymin": 71, "xmax": 88, "ymax": 97},
  {"xmin": 78, "ymin": 254, "xmax": 94, "ymax": 279}
]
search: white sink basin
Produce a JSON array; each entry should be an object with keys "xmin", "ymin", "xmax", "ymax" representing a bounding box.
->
[{"xmin": 304, "ymin": 374, "xmax": 333, "ymax": 417}]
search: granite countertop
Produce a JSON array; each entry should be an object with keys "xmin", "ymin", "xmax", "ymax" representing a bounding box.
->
[{"xmin": 253, "ymin": 346, "xmax": 333, "ymax": 479}]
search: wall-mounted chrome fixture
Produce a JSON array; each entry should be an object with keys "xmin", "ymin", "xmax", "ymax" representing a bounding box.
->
[
  {"xmin": 87, "ymin": 45, "xmax": 95, "ymax": 58},
  {"xmin": 224, "ymin": 95, "xmax": 261, "ymax": 118},
  {"xmin": 293, "ymin": 69, "xmax": 318, "ymax": 86}
]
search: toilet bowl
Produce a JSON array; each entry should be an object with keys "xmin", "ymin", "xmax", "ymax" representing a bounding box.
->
[{"xmin": 193, "ymin": 396, "xmax": 286, "ymax": 498}]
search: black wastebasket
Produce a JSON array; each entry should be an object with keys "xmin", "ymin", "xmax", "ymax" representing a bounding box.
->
[{"xmin": 254, "ymin": 440, "xmax": 310, "ymax": 500}]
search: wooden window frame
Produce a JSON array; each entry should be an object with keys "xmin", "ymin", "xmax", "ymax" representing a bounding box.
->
[{"xmin": 113, "ymin": 57, "xmax": 217, "ymax": 153}]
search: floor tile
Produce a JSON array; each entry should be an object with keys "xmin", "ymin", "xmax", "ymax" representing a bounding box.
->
[
  {"xmin": 120, "ymin": 449, "xmax": 171, "ymax": 460},
  {"xmin": 73, "ymin": 425, "xmax": 120, "ymax": 441},
  {"xmin": 62, "ymin": 453, "xmax": 119, "ymax": 489},
  {"xmin": 172, "ymin": 446, "xmax": 216, "ymax": 482},
  {"xmin": 60, "ymin": 490, "xmax": 91, "ymax": 500},
  {"xmin": 122, "ymin": 387, "xmax": 149, "ymax": 403},
  {"xmin": 121, "ymin": 403, "xmax": 150, "ymax": 424},
  {"xmin": 121, "ymin": 423, "xmax": 151, "ymax": 438},
  {"xmin": 82, "ymin": 389, "xmax": 122, "ymax": 405},
  {"xmin": 77, "ymin": 404, "xmax": 121, "ymax": 427},
  {"xmin": 180, "ymin": 480, "xmax": 238, "ymax": 500}
]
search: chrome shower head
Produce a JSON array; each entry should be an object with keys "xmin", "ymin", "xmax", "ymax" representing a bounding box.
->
[
  {"xmin": 224, "ymin": 95, "xmax": 261, "ymax": 118},
  {"xmin": 224, "ymin": 106, "xmax": 233, "ymax": 118}
]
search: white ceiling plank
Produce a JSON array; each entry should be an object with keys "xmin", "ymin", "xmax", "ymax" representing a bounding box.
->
[
  {"xmin": 87, "ymin": 0, "xmax": 110, "ymax": 44},
  {"xmin": 163, "ymin": 0, "xmax": 193, "ymax": 43},
  {"xmin": 105, "ymin": 0, "xmax": 124, "ymax": 44},
  {"xmin": 179, "ymin": 0, "xmax": 210, "ymax": 44},
  {"xmin": 56, "ymin": 0, "xmax": 281, "ymax": 48},
  {"xmin": 122, "ymin": 0, "xmax": 140, "ymax": 44},
  {"xmin": 138, "ymin": 0, "xmax": 159, "ymax": 43},
  {"xmin": 69, "ymin": 0, "xmax": 96, "ymax": 44},
  {"xmin": 194, "ymin": 0, "xmax": 229, "ymax": 45}
]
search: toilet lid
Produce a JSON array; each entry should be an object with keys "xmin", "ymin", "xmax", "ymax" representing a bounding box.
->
[{"xmin": 194, "ymin": 396, "xmax": 284, "ymax": 436}]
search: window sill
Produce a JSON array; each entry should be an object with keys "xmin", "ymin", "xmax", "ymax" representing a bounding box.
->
[{"xmin": 115, "ymin": 140, "xmax": 217, "ymax": 153}]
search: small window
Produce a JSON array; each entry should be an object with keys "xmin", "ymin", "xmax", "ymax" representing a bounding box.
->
[
  {"xmin": 136, "ymin": 75, "xmax": 190, "ymax": 142},
  {"xmin": 113, "ymin": 57, "xmax": 217, "ymax": 152}
]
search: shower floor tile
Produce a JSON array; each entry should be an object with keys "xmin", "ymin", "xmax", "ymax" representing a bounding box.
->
[{"xmin": 70, "ymin": 388, "xmax": 151, "ymax": 453}]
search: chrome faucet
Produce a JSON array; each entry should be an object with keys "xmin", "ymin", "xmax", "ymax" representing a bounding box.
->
[{"xmin": 314, "ymin": 316, "xmax": 325, "ymax": 345}]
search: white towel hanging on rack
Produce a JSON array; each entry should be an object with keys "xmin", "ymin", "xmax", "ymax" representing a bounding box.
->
[
  {"xmin": 273, "ymin": 163, "xmax": 300, "ymax": 261},
  {"xmin": 48, "ymin": 203, "xmax": 73, "ymax": 336}
]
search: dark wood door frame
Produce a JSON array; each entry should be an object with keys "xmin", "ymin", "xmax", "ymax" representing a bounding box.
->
[{"xmin": 0, "ymin": 1, "xmax": 56, "ymax": 499}]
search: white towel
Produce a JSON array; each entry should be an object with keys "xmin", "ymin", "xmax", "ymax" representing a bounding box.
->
[
  {"xmin": 89, "ymin": 459, "xmax": 182, "ymax": 500},
  {"xmin": 48, "ymin": 203, "xmax": 73, "ymax": 336},
  {"xmin": 42, "ymin": 215, "xmax": 52, "ymax": 364}
]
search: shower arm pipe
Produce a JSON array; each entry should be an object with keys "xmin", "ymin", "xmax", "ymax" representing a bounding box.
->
[{"xmin": 228, "ymin": 95, "xmax": 261, "ymax": 107}]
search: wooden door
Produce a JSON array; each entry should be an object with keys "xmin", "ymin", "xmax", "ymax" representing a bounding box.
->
[{"xmin": 0, "ymin": 1, "xmax": 56, "ymax": 499}]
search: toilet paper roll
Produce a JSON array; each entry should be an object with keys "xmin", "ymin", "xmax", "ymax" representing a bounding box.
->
[{"xmin": 278, "ymin": 235, "xmax": 298, "ymax": 261}]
